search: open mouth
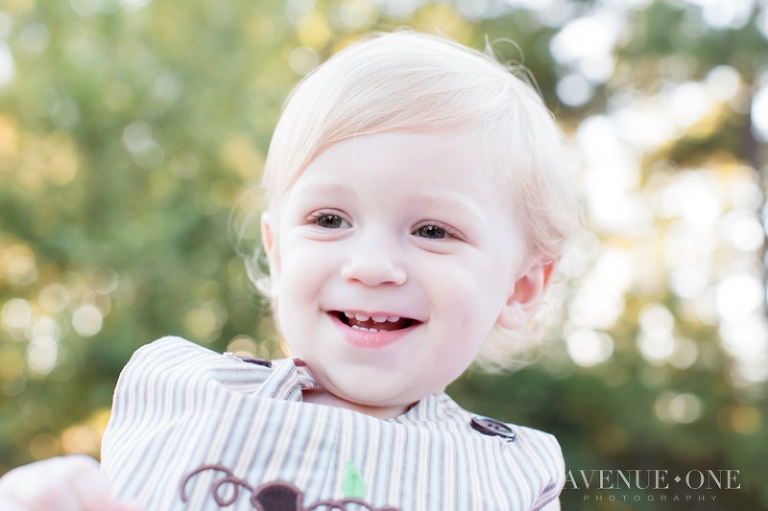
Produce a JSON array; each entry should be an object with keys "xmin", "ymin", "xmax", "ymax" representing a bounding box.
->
[{"xmin": 333, "ymin": 311, "xmax": 419, "ymax": 332}]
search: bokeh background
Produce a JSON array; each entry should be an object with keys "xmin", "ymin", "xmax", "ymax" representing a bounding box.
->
[{"xmin": 1, "ymin": 0, "xmax": 767, "ymax": 509}]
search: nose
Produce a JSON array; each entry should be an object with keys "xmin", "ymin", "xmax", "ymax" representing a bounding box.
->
[{"xmin": 340, "ymin": 238, "xmax": 407, "ymax": 287}]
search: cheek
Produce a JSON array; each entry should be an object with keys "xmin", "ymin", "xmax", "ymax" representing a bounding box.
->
[
  {"xmin": 275, "ymin": 240, "xmax": 348, "ymax": 323},
  {"xmin": 426, "ymin": 257, "xmax": 507, "ymax": 322},
  {"xmin": 279, "ymin": 240, "xmax": 334, "ymax": 290},
  {"xmin": 427, "ymin": 336, "xmax": 484, "ymax": 394},
  {"xmin": 274, "ymin": 266, "xmax": 319, "ymax": 360},
  {"xmin": 273, "ymin": 244, "xmax": 326, "ymax": 330}
]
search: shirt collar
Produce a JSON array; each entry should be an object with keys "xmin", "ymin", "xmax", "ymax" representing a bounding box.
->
[{"xmin": 250, "ymin": 357, "xmax": 465, "ymax": 427}]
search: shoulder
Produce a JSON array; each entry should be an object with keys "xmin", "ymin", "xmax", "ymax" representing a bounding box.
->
[
  {"xmin": 495, "ymin": 423, "xmax": 565, "ymax": 509},
  {"xmin": 102, "ymin": 337, "xmax": 276, "ymax": 462},
  {"xmin": 125, "ymin": 335, "xmax": 213, "ymax": 364},
  {"xmin": 430, "ymin": 394, "xmax": 563, "ymax": 461},
  {"xmin": 507, "ymin": 423, "xmax": 564, "ymax": 467},
  {"xmin": 120, "ymin": 335, "xmax": 270, "ymax": 373},
  {"xmin": 115, "ymin": 336, "xmax": 276, "ymax": 390},
  {"xmin": 114, "ymin": 336, "xmax": 196, "ymax": 385},
  {"xmin": 109, "ymin": 336, "xmax": 285, "ymax": 420},
  {"xmin": 434, "ymin": 396, "xmax": 565, "ymax": 509}
]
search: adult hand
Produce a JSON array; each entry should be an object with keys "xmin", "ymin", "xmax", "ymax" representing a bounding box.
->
[{"xmin": 0, "ymin": 455, "xmax": 143, "ymax": 511}]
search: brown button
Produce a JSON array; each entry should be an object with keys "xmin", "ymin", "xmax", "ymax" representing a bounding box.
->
[
  {"xmin": 470, "ymin": 416, "xmax": 516, "ymax": 441},
  {"xmin": 238, "ymin": 356, "xmax": 272, "ymax": 368}
]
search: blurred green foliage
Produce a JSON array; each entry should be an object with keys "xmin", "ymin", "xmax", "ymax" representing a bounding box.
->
[{"xmin": 0, "ymin": 0, "xmax": 767, "ymax": 510}]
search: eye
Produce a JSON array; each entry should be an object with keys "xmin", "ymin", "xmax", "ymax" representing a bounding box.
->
[
  {"xmin": 414, "ymin": 224, "xmax": 447, "ymax": 239},
  {"xmin": 313, "ymin": 213, "xmax": 350, "ymax": 229}
]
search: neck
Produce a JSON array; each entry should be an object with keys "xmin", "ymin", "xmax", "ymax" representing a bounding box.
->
[{"xmin": 301, "ymin": 388, "xmax": 412, "ymax": 420}]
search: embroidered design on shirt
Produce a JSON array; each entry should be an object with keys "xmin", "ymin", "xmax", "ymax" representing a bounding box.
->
[
  {"xmin": 181, "ymin": 464, "xmax": 402, "ymax": 511},
  {"xmin": 341, "ymin": 460, "xmax": 365, "ymax": 499}
]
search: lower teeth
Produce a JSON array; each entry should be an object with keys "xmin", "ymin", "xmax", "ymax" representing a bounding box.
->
[{"xmin": 351, "ymin": 325, "xmax": 381, "ymax": 332}]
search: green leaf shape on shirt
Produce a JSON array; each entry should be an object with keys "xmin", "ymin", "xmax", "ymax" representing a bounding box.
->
[{"xmin": 342, "ymin": 459, "xmax": 366, "ymax": 500}]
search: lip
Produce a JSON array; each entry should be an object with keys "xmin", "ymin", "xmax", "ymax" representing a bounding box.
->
[{"xmin": 328, "ymin": 312, "xmax": 419, "ymax": 349}]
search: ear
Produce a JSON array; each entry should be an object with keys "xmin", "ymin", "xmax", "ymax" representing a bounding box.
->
[
  {"xmin": 496, "ymin": 258, "xmax": 557, "ymax": 330},
  {"xmin": 260, "ymin": 211, "xmax": 280, "ymax": 280}
]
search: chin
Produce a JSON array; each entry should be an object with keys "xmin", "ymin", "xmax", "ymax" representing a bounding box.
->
[{"xmin": 335, "ymin": 384, "xmax": 410, "ymax": 408}]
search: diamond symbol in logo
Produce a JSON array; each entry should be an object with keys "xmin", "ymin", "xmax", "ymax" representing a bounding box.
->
[{"xmin": 674, "ymin": 476, "xmax": 681, "ymax": 483}]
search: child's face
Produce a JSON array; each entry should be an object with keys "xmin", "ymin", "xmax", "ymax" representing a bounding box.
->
[{"xmin": 262, "ymin": 132, "xmax": 547, "ymax": 417}]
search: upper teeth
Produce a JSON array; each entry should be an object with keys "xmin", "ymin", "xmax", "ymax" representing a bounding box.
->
[{"xmin": 344, "ymin": 312, "xmax": 400, "ymax": 323}]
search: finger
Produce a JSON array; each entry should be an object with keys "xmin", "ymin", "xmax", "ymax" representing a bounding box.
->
[
  {"xmin": 59, "ymin": 455, "xmax": 120, "ymax": 511},
  {"xmin": 0, "ymin": 456, "xmax": 126, "ymax": 511},
  {"xmin": 0, "ymin": 458, "xmax": 82, "ymax": 511},
  {"xmin": 115, "ymin": 503, "xmax": 146, "ymax": 511},
  {"xmin": 0, "ymin": 495, "xmax": 30, "ymax": 511},
  {"xmin": 63, "ymin": 457, "xmax": 145, "ymax": 511}
]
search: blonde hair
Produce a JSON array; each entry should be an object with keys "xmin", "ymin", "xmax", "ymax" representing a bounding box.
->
[{"xmin": 251, "ymin": 30, "xmax": 582, "ymax": 368}]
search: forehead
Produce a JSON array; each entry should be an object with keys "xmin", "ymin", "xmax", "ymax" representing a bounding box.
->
[{"xmin": 286, "ymin": 131, "xmax": 507, "ymax": 205}]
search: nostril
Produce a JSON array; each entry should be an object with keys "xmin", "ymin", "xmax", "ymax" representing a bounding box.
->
[{"xmin": 340, "ymin": 259, "xmax": 407, "ymax": 287}]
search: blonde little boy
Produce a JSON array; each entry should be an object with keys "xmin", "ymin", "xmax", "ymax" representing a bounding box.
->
[{"xmin": 0, "ymin": 30, "xmax": 580, "ymax": 511}]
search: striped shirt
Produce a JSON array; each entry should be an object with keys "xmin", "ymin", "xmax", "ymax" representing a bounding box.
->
[{"xmin": 101, "ymin": 337, "xmax": 564, "ymax": 510}]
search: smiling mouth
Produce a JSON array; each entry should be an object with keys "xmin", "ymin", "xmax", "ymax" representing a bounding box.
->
[{"xmin": 334, "ymin": 311, "xmax": 418, "ymax": 332}]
